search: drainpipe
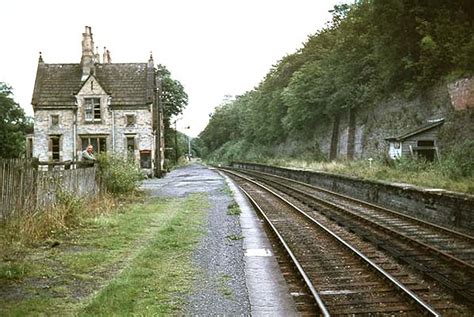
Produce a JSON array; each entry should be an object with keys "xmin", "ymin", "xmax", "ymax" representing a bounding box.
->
[
  {"xmin": 112, "ymin": 110, "xmax": 115, "ymax": 152},
  {"xmin": 73, "ymin": 102, "xmax": 78, "ymax": 167},
  {"xmin": 108, "ymin": 97, "xmax": 114, "ymax": 152}
]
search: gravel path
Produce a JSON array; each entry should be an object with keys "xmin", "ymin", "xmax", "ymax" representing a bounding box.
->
[{"xmin": 141, "ymin": 163, "xmax": 251, "ymax": 315}]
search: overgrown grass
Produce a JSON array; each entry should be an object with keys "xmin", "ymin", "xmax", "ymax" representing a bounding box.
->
[
  {"xmin": 206, "ymin": 138, "xmax": 474, "ymax": 194},
  {"xmin": 0, "ymin": 191, "xmax": 118, "ymax": 249},
  {"xmin": 263, "ymin": 157, "xmax": 474, "ymax": 194},
  {"xmin": 0, "ymin": 194, "xmax": 208, "ymax": 316}
]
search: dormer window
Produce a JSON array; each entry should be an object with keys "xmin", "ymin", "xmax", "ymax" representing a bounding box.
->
[{"xmin": 85, "ymin": 98, "xmax": 101, "ymax": 122}]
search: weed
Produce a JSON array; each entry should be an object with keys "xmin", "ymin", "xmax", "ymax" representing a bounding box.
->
[
  {"xmin": 226, "ymin": 234, "xmax": 244, "ymax": 241},
  {"xmin": 226, "ymin": 202, "xmax": 241, "ymax": 216},
  {"xmin": 220, "ymin": 185, "xmax": 233, "ymax": 196},
  {"xmin": 217, "ymin": 274, "xmax": 232, "ymax": 298},
  {"xmin": 1, "ymin": 192, "xmax": 118, "ymax": 254}
]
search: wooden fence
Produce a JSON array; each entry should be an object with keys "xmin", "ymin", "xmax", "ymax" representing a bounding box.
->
[{"xmin": 0, "ymin": 159, "xmax": 100, "ymax": 220}]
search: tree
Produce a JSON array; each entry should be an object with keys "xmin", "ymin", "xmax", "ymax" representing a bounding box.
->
[
  {"xmin": 199, "ymin": 0, "xmax": 474, "ymax": 162},
  {"xmin": 156, "ymin": 65, "xmax": 188, "ymax": 163},
  {"xmin": 157, "ymin": 64, "xmax": 188, "ymax": 125},
  {"xmin": 0, "ymin": 83, "xmax": 32, "ymax": 158}
]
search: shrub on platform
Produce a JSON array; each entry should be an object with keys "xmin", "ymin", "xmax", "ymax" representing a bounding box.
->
[{"xmin": 97, "ymin": 155, "xmax": 143, "ymax": 195}]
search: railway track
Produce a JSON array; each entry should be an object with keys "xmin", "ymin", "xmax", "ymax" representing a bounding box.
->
[
  {"xmin": 222, "ymin": 169, "xmax": 442, "ymax": 316},
  {"xmin": 227, "ymin": 167, "xmax": 474, "ymax": 309}
]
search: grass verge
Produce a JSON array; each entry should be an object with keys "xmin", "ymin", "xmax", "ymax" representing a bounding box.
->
[
  {"xmin": 263, "ymin": 158, "xmax": 474, "ymax": 194},
  {"xmin": 0, "ymin": 193, "xmax": 208, "ymax": 316}
]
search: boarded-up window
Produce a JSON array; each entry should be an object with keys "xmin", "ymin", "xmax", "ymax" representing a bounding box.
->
[
  {"xmin": 416, "ymin": 140, "xmax": 436, "ymax": 161},
  {"xmin": 417, "ymin": 140, "xmax": 434, "ymax": 147},
  {"xmin": 51, "ymin": 115, "xmax": 59, "ymax": 127},
  {"xmin": 127, "ymin": 137, "xmax": 135, "ymax": 156},
  {"xmin": 49, "ymin": 136, "xmax": 61, "ymax": 161},
  {"xmin": 125, "ymin": 114, "xmax": 136, "ymax": 127},
  {"xmin": 140, "ymin": 150, "xmax": 151, "ymax": 168},
  {"xmin": 81, "ymin": 136, "xmax": 107, "ymax": 153},
  {"xmin": 85, "ymin": 98, "xmax": 101, "ymax": 122}
]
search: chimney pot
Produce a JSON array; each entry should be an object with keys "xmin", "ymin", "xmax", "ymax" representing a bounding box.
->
[{"xmin": 81, "ymin": 26, "xmax": 95, "ymax": 80}]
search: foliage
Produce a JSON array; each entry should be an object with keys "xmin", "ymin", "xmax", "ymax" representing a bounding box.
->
[
  {"xmin": 157, "ymin": 64, "xmax": 188, "ymax": 123},
  {"xmin": 0, "ymin": 83, "xmax": 33, "ymax": 158},
  {"xmin": 227, "ymin": 202, "xmax": 241, "ymax": 216},
  {"xmin": 164, "ymin": 129, "xmax": 192, "ymax": 165},
  {"xmin": 157, "ymin": 64, "xmax": 189, "ymax": 165},
  {"xmin": 440, "ymin": 140, "xmax": 474, "ymax": 179},
  {"xmin": 199, "ymin": 0, "xmax": 474, "ymax": 163},
  {"xmin": 97, "ymin": 154, "xmax": 143, "ymax": 195}
]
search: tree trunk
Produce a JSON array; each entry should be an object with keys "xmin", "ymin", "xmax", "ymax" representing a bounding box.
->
[
  {"xmin": 329, "ymin": 115, "xmax": 340, "ymax": 161},
  {"xmin": 347, "ymin": 108, "xmax": 356, "ymax": 160}
]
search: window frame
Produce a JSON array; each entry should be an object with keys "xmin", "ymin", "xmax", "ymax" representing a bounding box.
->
[
  {"xmin": 84, "ymin": 98, "xmax": 101, "ymax": 123},
  {"xmin": 140, "ymin": 150, "xmax": 152, "ymax": 169},
  {"xmin": 50, "ymin": 135, "xmax": 61, "ymax": 162},
  {"xmin": 51, "ymin": 114, "xmax": 59, "ymax": 127},
  {"xmin": 126, "ymin": 136, "xmax": 135, "ymax": 156},
  {"xmin": 80, "ymin": 136, "xmax": 107, "ymax": 154},
  {"xmin": 125, "ymin": 114, "xmax": 136, "ymax": 127}
]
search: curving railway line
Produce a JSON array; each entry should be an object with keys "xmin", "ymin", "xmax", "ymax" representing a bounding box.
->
[{"xmin": 220, "ymin": 167, "xmax": 474, "ymax": 316}]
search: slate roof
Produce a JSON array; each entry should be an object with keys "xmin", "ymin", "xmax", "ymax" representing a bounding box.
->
[
  {"xmin": 385, "ymin": 119, "xmax": 445, "ymax": 141},
  {"xmin": 32, "ymin": 62, "xmax": 155, "ymax": 108}
]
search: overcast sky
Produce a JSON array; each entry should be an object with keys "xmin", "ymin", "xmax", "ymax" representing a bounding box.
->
[{"xmin": 1, "ymin": 0, "xmax": 342, "ymax": 137}]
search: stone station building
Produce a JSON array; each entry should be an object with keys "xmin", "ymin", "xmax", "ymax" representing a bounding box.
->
[{"xmin": 30, "ymin": 26, "xmax": 164, "ymax": 176}]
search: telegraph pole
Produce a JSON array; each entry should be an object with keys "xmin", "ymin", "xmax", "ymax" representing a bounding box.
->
[{"xmin": 173, "ymin": 117, "xmax": 182, "ymax": 163}]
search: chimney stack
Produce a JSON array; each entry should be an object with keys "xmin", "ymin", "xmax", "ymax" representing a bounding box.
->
[
  {"xmin": 103, "ymin": 47, "xmax": 112, "ymax": 64},
  {"xmin": 81, "ymin": 26, "xmax": 95, "ymax": 80},
  {"xmin": 94, "ymin": 46, "xmax": 100, "ymax": 63},
  {"xmin": 148, "ymin": 51, "xmax": 154, "ymax": 68}
]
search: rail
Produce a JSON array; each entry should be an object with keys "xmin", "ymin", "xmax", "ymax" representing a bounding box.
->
[{"xmin": 222, "ymin": 168, "xmax": 440, "ymax": 316}]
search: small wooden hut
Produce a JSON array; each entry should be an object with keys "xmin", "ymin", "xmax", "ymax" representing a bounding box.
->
[{"xmin": 385, "ymin": 119, "xmax": 444, "ymax": 161}]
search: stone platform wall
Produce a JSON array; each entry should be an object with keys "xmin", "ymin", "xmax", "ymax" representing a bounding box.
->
[{"xmin": 231, "ymin": 162, "xmax": 474, "ymax": 234}]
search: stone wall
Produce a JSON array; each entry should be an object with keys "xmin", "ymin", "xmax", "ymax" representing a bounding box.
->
[
  {"xmin": 113, "ymin": 108, "xmax": 154, "ymax": 172},
  {"xmin": 232, "ymin": 162, "xmax": 474, "ymax": 234},
  {"xmin": 33, "ymin": 75, "xmax": 155, "ymax": 172},
  {"xmin": 310, "ymin": 78, "xmax": 472, "ymax": 160},
  {"xmin": 33, "ymin": 109, "xmax": 75, "ymax": 161}
]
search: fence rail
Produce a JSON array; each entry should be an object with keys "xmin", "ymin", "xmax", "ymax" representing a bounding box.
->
[{"xmin": 0, "ymin": 159, "xmax": 100, "ymax": 220}]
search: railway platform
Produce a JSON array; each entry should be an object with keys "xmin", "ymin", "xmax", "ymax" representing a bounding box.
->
[
  {"xmin": 141, "ymin": 163, "xmax": 297, "ymax": 316},
  {"xmin": 221, "ymin": 171, "xmax": 298, "ymax": 316}
]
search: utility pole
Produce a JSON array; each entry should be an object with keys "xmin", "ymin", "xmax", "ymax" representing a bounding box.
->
[
  {"xmin": 173, "ymin": 117, "xmax": 182, "ymax": 163},
  {"xmin": 184, "ymin": 126, "xmax": 191, "ymax": 160}
]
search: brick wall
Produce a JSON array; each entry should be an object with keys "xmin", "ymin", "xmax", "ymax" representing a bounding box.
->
[{"xmin": 448, "ymin": 77, "xmax": 474, "ymax": 111}]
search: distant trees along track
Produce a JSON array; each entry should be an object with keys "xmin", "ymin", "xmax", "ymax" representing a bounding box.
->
[{"xmin": 219, "ymin": 167, "xmax": 474, "ymax": 316}]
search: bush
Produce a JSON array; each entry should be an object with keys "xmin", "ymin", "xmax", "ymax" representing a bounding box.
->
[
  {"xmin": 392, "ymin": 157, "xmax": 433, "ymax": 173},
  {"xmin": 97, "ymin": 155, "xmax": 143, "ymax": 195},
  {"xmin": 440, "ymin": 140, "xmax": 474, "ymax": 179}
]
